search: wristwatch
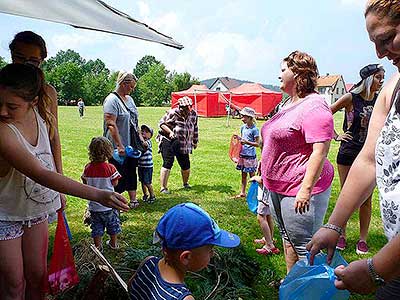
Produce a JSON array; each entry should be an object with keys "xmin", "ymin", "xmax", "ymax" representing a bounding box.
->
[{"xmin": 367, "ymin": 258, "xmax": 386, "ymax": 286}]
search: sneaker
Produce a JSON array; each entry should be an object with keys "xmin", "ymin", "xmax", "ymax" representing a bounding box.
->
[
  {"xmin": 183, "ymin": 183, "xmax": 192, "ymax": 189},
  {"xmin": 160, "ymin": 188, "xmax": 170, "ymax": 194},
  {"xmin": 356, "ymin": 240, "xmax": 369, "ymax": 255},
  {"xmin": 336, "ymin": 236, "xmax": 346, "ymax": 251}
]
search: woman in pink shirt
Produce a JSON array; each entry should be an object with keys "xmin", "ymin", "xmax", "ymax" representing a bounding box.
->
[{"xmin": 261, "ymin": 51, "xmax": 334, "ymax": 273}]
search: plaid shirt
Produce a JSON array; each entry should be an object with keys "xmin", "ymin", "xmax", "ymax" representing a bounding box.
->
[{"xmin": 159, "ymin": 108, "xmax": 198, "ymax": 154}]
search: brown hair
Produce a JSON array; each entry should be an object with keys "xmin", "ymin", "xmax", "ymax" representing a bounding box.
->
[
  {"xmin": 88, "ymin": 137, "xmax": 113, "ymax": 162},
  {"xmin": 365, "ymin": 0, "xmax": 400, "ymax": 24},
  {"xmin": 9, "ymin": 31, "xmax": 48, "ymax": 60},
  {"xmin": 0, "ymin": 63, "xmax": 56, "ymax": 138},
  {"xmin": 283, "ymin": 50, "xmax": 319, "ymax": 98}
]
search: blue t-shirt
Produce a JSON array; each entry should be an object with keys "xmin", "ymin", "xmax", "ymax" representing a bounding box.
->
[
  {"xmin": 129, "ymin": 256, "xmax": 192, "ymax": 300},
  {"xmin": 240, "ymin": 124, "xmax": 259, "ymax": 157}
]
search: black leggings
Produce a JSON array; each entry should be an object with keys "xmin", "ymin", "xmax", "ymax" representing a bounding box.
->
[
  {"xmin": 160, "ymin": 139, "xmax": 190, "ymax": 170},
  {"xmin": 109, "ymin": 156, "xmax": 138, "ymax": 192}
]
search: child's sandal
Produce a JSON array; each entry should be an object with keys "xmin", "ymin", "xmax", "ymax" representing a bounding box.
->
[{"xmin": 129, "ymin": 200, "xmax": 140, "ymax": 209}]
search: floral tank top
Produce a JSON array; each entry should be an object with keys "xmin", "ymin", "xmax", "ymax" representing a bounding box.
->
[{"xmin": 376, "ymin": 78, "xmax": 400, "ymax": 241}]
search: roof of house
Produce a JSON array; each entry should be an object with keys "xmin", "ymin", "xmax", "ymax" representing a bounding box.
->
[{"xmin": 317, "ymin": 74, "xmax": 342, "ymax": 87}]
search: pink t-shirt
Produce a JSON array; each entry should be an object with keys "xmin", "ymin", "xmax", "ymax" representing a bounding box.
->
[{"xmin": 261, "ymin": 93, "xmax": 334, "ymax": 196}]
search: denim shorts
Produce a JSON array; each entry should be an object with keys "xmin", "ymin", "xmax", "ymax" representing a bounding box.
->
[
  {"xmin": 0, "ymin": 215, "xmax": 48, "ymax": 241},
  {"xmin": 90, "ymin": 209, "xmax": 121, "ymax": 238},
  {"xmin": 138, "ymin": 167, "xmax": 153, "ymax": 185}
]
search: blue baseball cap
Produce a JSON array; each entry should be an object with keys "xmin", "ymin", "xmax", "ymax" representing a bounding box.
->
[{"xmin": 154, "ymin": 203, "xmax": 240, "ymax": 250}]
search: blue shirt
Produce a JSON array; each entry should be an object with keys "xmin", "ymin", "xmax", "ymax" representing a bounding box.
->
[
  {"xmin": 240, "ymin": 124, "xmax": 259, "ymax": 157},
  {"xmin": 138, "ymin": 140, "xmax": 153, "ymax": 168},
  {"xmin": 129, "ymin": 256, "xmax": 192, "ymax": 300}
]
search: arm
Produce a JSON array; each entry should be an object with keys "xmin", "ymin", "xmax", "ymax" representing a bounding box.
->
[
  {"xmin": 307, "ymin": 73, "xmax": 398, "ymax": 264},
  {"xmin": 334, "ymin": 234, "xmax": 400, "ymax": 294},
  {"xmin": 241, "ymin": 136, "xmax": 260, "ymax": 147},
  {"xmin": 0, "ymin": 126, "xmax": 129, "ymax": 211},
  {"xmin": 159, "ymin": 111, "xmax": 176, "ymax": 139},
  {"xmin": 294, "ymin": 141, "xmax": 330, "ymax": 214},
  {"xmin": 330, "ymin": 93, "xmax": 353, "ymax": 142},
  {"xmin": 104, "ymin": 113, "xmax": 125, "ymax": 155},
  {"xmin": 111, "ymin": 178, "xmax": 119, "ymax": 187},
  {"xmin": 193, "ymin": 113, "xmax": 199, "ymax": 147}
]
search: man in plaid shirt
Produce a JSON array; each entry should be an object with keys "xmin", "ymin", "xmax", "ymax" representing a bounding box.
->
[{"xmin": 158, "ymin": 96, "xmax": 198, "ymax": 194}]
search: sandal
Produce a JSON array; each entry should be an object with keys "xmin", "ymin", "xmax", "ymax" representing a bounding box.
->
[
  {"xmin": 254, "ymin": 237, "xmax": 266, "ymax": 245},
  {"xmin": 106, "ymin": 240, "xmax": 119, "ymax": 250},
  {"xmin": 256, "ymin": 246, "xmax": 280, "ymax": 255},
  {"xmin": 129, "ymin": 200, "xmax": 140, "ymax": 209},
  {"xmin": 160, "ymin": 188, "xmax": 170, "ymax": 194},
  {"xmin": 231, "ymin": 194, "xmax": 246, "ymax": 199}
]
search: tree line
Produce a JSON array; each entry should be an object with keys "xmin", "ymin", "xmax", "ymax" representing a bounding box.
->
[{"xmin": 0, "ymin": 51, "xmax": 199, "ymax": 106}]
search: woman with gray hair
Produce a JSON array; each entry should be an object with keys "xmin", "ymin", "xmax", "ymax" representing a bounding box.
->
[
  {"xmin": 103, "ymin": 71, "xmax": 142, "ymax": 208},
  {"xmin": 330, "ymin": 64, "xmax": 385, "ymax": 254}
]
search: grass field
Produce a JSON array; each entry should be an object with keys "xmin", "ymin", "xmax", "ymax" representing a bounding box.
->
[{"xmin": 55, "ymin": 106, "xmax": 386, "ymax": 299}]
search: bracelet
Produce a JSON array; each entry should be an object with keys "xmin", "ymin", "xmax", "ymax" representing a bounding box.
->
[
  {"xmin": 367, "ymin": 258, "xmax": 386, "ymax": 286},
  {"xmin": 322, "ymin": 223, "xmax": 343, "ymax": 236}
]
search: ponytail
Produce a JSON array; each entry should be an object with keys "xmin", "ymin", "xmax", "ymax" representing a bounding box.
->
[{"xmin": 37, "ymin": 70, "xmax": 56, "ymax": 139}]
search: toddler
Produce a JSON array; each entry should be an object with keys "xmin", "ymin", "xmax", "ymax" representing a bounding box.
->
[{"xmin": 138, "ymin": 124, "xmax": 156, "ymax": 203}]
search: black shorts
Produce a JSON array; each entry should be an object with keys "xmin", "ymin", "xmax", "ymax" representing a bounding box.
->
[
  {"xmin": 336, "ymin": 152, "xmax": 358, "ymax": 166},
  {"xmin": 160, "ymin": 139, "xmax": 190, "ymax": 170},
  {"xmin": 109, "ymin": 156, "xmax": 138, "ymax": 192}
]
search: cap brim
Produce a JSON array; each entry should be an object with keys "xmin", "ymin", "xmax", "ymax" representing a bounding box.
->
[{"xmin": 211, "ymin": 229, "xmax": 240, "ymax": 248}]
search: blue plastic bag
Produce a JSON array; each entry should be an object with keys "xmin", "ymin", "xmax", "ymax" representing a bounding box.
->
[
  {"xmin": 112, "ymin": 146, "xmax": 142, "ymax": 164},
  {"xmin": 246, "ymin": 181, "xmax": 259, "ymax": 214},
  {"xmin": 279, "ymin": 252, "xmax": 350, "ymax": 300}
]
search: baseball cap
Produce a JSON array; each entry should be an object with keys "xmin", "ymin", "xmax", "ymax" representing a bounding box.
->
[
  {"xmin": 154, "ymin": 203, "xmax": 240, "ymax": 250},
  {"xmin": 353, "ymin": 64, "xmax": 384, "ymax": 89},
  {"xmin": 141, "ymin": 124, "xmax": 154, "ymax": 138},
  {"xmin": 178, "ymin": 96, "xmax": 193, "ymax": 107}
]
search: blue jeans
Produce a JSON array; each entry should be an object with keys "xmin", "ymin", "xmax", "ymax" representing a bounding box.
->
[{"xmin": 90, "ymin": 209, "xmax": 121, "ymax": 238}]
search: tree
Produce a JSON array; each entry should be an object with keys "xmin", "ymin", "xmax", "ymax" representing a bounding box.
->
[
  {"xmin": 0, "ymin": 56, "xmax": 7, "ymax": 69},
  {"xmin": 84, "ymin": 59, "xmax": 109, "ymax": 77},
  {"xmin": 133, "ymin": 55, "xmax": 161, "ymax": 79},
  {"xmin": 136, "ymin": 63, "xmax": 169, "ymax": 106},
  {"xmin": 168, "ymin": 71, "xmax": 200, "ymax": 92},
  {"xmin": 42, "ymin": 49, "xmax": 85, "ymax": 72}
]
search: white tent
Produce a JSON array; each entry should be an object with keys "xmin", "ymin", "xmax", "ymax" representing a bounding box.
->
[{"xmin": 0, "ymin": 0, "xmax": 183, "ymax": 49}]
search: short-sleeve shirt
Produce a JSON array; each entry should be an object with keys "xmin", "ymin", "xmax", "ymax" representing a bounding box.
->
[
  {"xmin": 103, "ymin": 93, "xmax": 138, "ymax": 149},
  {"xmin": 82, "ymin": 162, "xmax": 121, "ymax": 212},
  {"xmin": 261, "ymin": 93, "xmax": 334, "ymax": 196},
  {"xmin": 138, "ymin": 140, "xmax": 153, "ymax": 168},
  {"xmin": 240, "ymin": 124, "xmax": 259, "ymax": 157}
]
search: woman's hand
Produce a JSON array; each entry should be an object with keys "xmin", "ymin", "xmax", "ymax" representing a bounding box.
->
[
  {"xmin": 56, "ymin": 194, "xmax": 67, "ymax": 212},
  {"xmin": 306, "ymin": 227, "xmax": 340, "ymax": 265},
  {"xmin": 117, "ymin": 145, "xmax": 126, "ymax": 156},
  {"xmin": 334, "ymin": 260, "xmax": 375, "ymax": 294},
  {"xmin": 294, "ymin": 188, "xmax": 311, "ymax": 214},
  {"xmin": 169, "ymin": 131, "xmax": 175, "ymax": 139},
  {"xmin": 240, "ymin": 139, "xmax": 248, "ymax": 145},
  {"xmin": 98, "ymin": 190, "xmax": 129, "ymax": 212},
  {"xmin": 335, "ymin": 131, "xmax": 353, "ymax": 142}
]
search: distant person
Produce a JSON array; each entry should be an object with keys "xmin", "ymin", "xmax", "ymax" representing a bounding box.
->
[
  {"xmin": 261, "ymin": 50, "xmax": 334, "ymax": 273},
  {"xmin": 138, "ymin": 124, "xmax": 156, "ymax": 203},
  {"xmin": 128, "ymin": 202, "xmax": 240, "ymax": 300},
  {"xmin": 331, "ymin": 64, "xmax": 385, "ymax": 254},
  {"xmin": 158, "ymin": 96, "xmax": 198, "ymax": 194},
  {"xmin": 9, "ymin": 31, "xmax": 66, "ymax": 216},
  {"xmin": 233, "ymin": 107, "xmax": 260, "ymax": 198},
  {"xmin": 0, "ymin": 64, "xmax": 128, "ymax": 300},
  {"xmin": 81, "ymin": 137, "xmax": 122, "ymax": 251},
  {"xmin": 77, "ymin": 98, "xmax": 85, "ymax": 118},
  {"xmin": 103, "ymin": 71, "xmax": 143, "ymax": 209}
]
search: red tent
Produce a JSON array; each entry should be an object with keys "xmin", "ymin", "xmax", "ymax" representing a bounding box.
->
[
  {"xmin": 223, "ymin": 83, "xmax": 282, "ymax": 118},
  {"xmin": 171, "ymin": 85, "xmax": 226, "ymax": 117},
  {"xmin": 171, "ymin": 83, "xmax": 282, "ymax": 118}
]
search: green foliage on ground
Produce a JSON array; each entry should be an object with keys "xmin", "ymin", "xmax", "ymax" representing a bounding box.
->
[{"xmin": 54, "ymin": 106, "xmax": 384, "ymax": 299}]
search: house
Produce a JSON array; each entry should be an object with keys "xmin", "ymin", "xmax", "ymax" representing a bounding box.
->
[
  {"xmin": 317, "ymin": 74, "xmax": 347, "ymax": 105},
  {"xmin": 201, "ymin": 76, "xmax": 280, "ymax": 92}
]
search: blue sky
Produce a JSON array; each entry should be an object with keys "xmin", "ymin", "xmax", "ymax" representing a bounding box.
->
[{"xmin": 0, "ymin": 0, "xmax": 395, "ymax": 86}]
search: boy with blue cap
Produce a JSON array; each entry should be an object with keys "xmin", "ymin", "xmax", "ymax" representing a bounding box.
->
[{"xmin": 128, "ymin": 203, "xmax": 240, "ymax": 299}]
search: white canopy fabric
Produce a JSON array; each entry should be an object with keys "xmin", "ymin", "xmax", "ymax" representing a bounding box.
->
[{"xmin": 0, "ymin": 0, "xmax": 183, "ymax": 49}]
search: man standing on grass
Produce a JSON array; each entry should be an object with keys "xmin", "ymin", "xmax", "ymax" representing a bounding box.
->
[{"xmin": 158, "ymin": 96, "xmax": 198, "ymax": 194}]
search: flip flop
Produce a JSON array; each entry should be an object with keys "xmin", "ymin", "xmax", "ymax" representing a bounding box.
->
[
  {"xmin": 231, "ymin": 194, "xmax": 246, "ymax": 199},
  {"xmin": 256, "ymin": 246, "xmax": 280, "ymax": 255}
]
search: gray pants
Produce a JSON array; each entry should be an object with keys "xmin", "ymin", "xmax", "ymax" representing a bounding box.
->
[{"xmin": 268, "ymin": 187, "xmax": 331, "ymax": 258}]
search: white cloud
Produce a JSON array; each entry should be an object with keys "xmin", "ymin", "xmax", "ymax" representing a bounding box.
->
[
  {"xmin": 137, "ymin": 1, "xmax": 150, "ymax": 22},
  {"xmin": 339, "ymin": 0, "xmax": 366, "ymax": 7}
]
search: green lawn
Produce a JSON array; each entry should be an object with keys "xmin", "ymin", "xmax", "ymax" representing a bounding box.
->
[{"xmin": 55, "ymin": 106, "xmax": 385, "ymax": 299}]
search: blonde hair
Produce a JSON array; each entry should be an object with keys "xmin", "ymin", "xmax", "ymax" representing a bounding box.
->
[
  {"xmin": 88, "ymin": 137, "xmax": 113, "ymax": 162},
  {"xmin": 365, "ymin": 0, "xmax": 400, "ymax": 23}
]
